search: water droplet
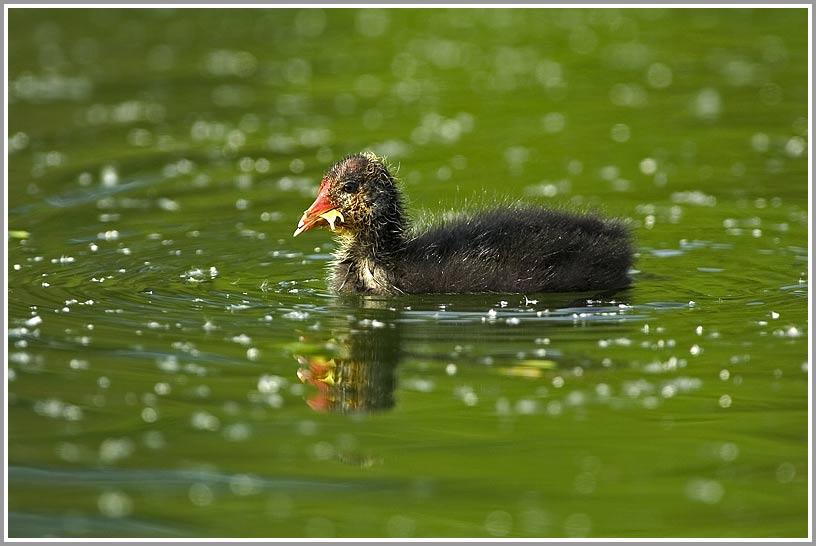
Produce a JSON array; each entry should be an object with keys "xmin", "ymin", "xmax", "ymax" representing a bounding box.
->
[
  {"xmin": 188, "ymin": 483, "xmax": 214, "ymax": 506},
  {"xmin": 719, "ymin": 442, "xmax": 739, "ymax": 462},
  {"xmin": 564, "ymin": 512, "xmax": 592, "ymax": 537},
  {"xmin": 639, "ymin": 157, "xmax": 657, "ymax": 175},
  {"xmin": 686, "ymin": 478, "xmax": 724, "ymax": 504},
  {"xmin": 355, "ymin": 8, "xmax": 389, "ymax": 38},
  {"xmin": 646, "ymin": 62, "xmax": 673, "ymax": 89},
  {"xmin": 542, "ymin": 112, "xmax": 566, "ymax": 133},
  {"xmin": 691, "ymin": 88, "xmax": 722, "ymax": 121},
  {"xmin": 484, "ymin": 510, "xmax": 513, "ymax": 537},
  {"xmin": 98, "ymin": 491, "xmax": 133, "ymax": 518},
  {"xmin": 776, "ymin": 462, "xmax": 796, "ymax": 483},
  {"xmin": 610, "ymin": 123, "xmax": 631, "ymax": 143},
  {"xmin": 101, "ymin": 165, "xmax": 119, "ymax": 187},
  {"xmin": 386, "ymin": 514, "xmax": 416, "ymax": 537}
]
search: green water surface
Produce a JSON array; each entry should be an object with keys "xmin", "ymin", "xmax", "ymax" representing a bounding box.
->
[{"xmin": 6, "ymin": 7, "xmax": 810, "ymax": 538}]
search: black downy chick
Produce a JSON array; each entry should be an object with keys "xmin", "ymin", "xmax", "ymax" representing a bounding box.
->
[{"xmin": 293, "ymin": 152, "xmax": 633, "ymax": 295}]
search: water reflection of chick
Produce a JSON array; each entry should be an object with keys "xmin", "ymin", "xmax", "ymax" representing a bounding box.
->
[{"xmin": 296, "ymin": 307, "xmax": 401, "ymax": 414}]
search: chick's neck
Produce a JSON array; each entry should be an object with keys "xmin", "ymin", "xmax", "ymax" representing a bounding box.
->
[{"xmin": 335, "ymin": 202, "xmax": 409, "ymax": 267}]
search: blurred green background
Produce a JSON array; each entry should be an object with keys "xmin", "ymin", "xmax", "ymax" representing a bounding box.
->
[{"xmin": 7, "ymin": 8, "xmax": 809, "ymax": 538}]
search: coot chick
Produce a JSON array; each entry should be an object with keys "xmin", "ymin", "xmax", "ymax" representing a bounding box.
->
[{"xmin": 293, "ymin": 152, "xmax": 633, "ymax": 295}]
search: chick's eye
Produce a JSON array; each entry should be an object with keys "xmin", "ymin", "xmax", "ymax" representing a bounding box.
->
[{"xmin": 342, "ymin": 180, "xmax": 359, "ymax": 193}]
